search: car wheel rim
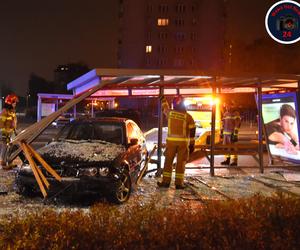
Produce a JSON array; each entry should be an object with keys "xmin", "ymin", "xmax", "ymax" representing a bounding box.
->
[{"xmin": 116, "ymin": 173, "xmax": 130, "ymax": 202}]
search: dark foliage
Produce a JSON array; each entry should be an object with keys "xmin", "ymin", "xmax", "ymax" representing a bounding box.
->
[{"xmin": 0, "ymin": 195, "xmax": 300, "ymax": 249}]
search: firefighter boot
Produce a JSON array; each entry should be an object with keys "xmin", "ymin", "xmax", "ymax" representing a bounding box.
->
[
  {"xmin": 221, "ymin": 158, "xmax": 230, "ymax": 165},
  {"xmin": 230, "ymin": 155, "xmax": 238, "ymax": 166}
]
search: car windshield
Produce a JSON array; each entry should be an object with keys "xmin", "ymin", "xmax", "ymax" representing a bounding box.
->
[{"xmin": 57, "ymin": 122, "xmax": 124, "ymax": 144}]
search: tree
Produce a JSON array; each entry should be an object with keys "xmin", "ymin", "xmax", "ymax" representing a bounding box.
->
[
  {"xmin": 0, "ymin": 82, "xmax": 14, "ymax": 99},
  {"xmin": 27, "ymin": 74, "xmax": 55, "ymax": 106},
  {"xmin": 54, "ymin": 62, "xmax": 90, "ymax": 93}
]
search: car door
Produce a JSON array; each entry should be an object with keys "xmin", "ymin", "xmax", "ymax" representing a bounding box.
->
[{"xmin": 126, "ymin": 121, "xmax": 143, "ymax": 174}]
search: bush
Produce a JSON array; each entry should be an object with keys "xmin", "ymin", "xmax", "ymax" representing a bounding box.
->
[{"xmin": 0, "ymin": 195, "xmax": 300, "ymax": 249}]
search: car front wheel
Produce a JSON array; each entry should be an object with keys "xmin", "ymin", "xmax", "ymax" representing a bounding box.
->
[{"xmin": 109, "ymin": 170, "xmax": 131, "ymax": 204}]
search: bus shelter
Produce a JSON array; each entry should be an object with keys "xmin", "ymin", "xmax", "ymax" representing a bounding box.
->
[
  {"xmin": 37, "ymin": 93, "xmax": 116, "ymax": 121},
  {"xmin": 62, "ymin": 68, "xmax": 300, "ymax": 176}
]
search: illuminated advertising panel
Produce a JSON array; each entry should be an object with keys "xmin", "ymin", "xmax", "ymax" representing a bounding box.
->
[
  {"xmin": 262, "ymin": 92, "xmax": 300, "ymax": 163},
  {"xmin": 41, "ymin": 103, "xmax": 56, "ymax": 117}
]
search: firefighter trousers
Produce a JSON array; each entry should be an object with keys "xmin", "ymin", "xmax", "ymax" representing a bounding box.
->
[
  {"xmin": 162, "ymin": 140, "xmax": 189, "ymax": 186},
  {"xmin": 223, "ymin": 134, "xmax": 237, "ymax": 163},
  {"xmin": 0, "ymin": 132, "xmax": 10, "ymax": 165}
]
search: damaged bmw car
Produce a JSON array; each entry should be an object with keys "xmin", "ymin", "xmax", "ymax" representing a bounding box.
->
[{"xmin": 16, "ymin": 117, "xmax": 148, "ymax": 203}]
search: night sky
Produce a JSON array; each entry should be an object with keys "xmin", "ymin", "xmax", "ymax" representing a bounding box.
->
[
  {"xmin": 0, "ymin": 1, "xmax": 118, "ymax": 95},
  {"xmin": 0, "ymin": 0, "xmax": 297, "ymax": 96}
]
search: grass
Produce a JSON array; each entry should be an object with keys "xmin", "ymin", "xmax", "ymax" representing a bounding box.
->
[{"xmin": 0, "ymin": 194, "xmax": 300, "ymax": 249}]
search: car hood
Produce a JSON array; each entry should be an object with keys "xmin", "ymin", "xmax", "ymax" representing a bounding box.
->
[{"xmin": 37, "ymin": 140, "xmax": 126, "ymax": 164}]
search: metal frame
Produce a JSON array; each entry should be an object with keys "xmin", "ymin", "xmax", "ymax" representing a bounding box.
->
[
  {"xmin": 13, "ymin": 68, "xmax": 300, "ymax": 176},
  {"xmin": 66, "ymin": 68, "xmax": 300, "ymax": 176}
]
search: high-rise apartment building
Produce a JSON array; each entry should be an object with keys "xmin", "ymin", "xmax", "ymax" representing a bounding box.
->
[{"xmin": 118, "ymin": 0, "xmax": 226, "ymax": 71}]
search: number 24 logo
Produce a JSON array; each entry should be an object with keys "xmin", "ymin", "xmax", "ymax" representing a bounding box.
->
[{"xmin": 283, "ymin": 31, "xmax": 292, "ymax": 38}]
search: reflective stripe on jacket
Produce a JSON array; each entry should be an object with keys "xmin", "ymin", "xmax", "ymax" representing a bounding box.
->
[
  {"xmin": 162, "ymin": 98, "xmax": 195, "ymax": 143},
  {"xmin": 0, "ymin": 108, "xmax": 17, "ymax": 135},
  {"xmin": 222, "ymin": 110, "xmax": 241, "ymax": 134}
]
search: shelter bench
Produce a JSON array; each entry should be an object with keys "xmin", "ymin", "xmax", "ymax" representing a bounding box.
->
[{"xmin": 194, "ymin": 143, "xmax": 260, "ymax": 165}]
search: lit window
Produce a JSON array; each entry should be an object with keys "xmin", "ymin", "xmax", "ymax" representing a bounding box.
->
[
  {"xmin": 146, "ymin": 45, "xmax": 152, "ymax": 53},
  {"xmin": 157, "ymin": 18, "xmax": 169, "ymax": 26}
]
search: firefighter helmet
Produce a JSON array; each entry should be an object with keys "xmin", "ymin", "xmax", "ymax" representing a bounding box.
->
[
  {"xmin": 173, "ymin": 95, "xmax": 185, "ymax": 111},
  {"xmin": 5, "ymin": 94, "xmax": 19, "ymax": 105}
]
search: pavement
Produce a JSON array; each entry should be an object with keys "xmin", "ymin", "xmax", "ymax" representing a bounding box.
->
[
  {"xmin": 143, "ymin": 121, "xmax": 300, "ymax": 203},
  {"xmin": 0, "ymin": 120, "xmax": 297, "ymax": 219}
]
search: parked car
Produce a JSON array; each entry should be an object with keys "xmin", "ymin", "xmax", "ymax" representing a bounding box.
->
[
  {"xmin": 16, "ymin": 117, "xmax": 148, "ymax": 203},
  {"xmin": 52, "ymin": 113, "xmax": 75, "ymax": 128}
]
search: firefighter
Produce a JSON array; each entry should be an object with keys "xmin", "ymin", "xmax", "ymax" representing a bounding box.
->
[
  {"xmin": 221, "ymin": 100, "xmax": 241, "ymax": 166},
  {"xmin": 0, "ymin": 94, "xmax": 19, "ymax": 169},
  {"xmin": 157, "ymin": 95, "xmax": 196, "ymax": 189}
]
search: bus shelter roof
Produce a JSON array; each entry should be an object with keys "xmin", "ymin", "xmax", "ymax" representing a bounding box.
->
[{"xmin": 67, "ymin": 68, "xmax": 300, "ymax": 96}]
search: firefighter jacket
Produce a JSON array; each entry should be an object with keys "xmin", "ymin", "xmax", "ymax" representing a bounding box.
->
[
  {"xmin": 162, "ymin": 98, "xmax": 196, "ymax": 144},
  {"xmin": 222, "ymin": 109, "xmax": 241, "ymax": 136},
  {"xmin": 0, "ymin": 108, "xmax": 17, "ymax": 137}
]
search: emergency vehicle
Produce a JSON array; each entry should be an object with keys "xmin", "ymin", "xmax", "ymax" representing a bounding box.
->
[{"xmin": 184, "ymin": 96, "xmax": 221, "ymax": 145}]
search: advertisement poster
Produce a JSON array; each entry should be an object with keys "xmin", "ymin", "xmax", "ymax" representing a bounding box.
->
[
  {"xmin": 41, "ymin": 103, "xmax": 56, "ymax": 117},
  {"xmin": 262, "ymin": 92, "xmax": 300, "ymax": 163}
]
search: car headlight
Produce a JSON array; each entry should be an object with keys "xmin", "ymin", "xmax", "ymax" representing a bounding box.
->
[
  {"xmin": 99, "ymin": 167, "xmax": 109, "ymax": 177},
  {"xmin": 79, "ymin": 168, "xmax": 98, "ymax": 177}
]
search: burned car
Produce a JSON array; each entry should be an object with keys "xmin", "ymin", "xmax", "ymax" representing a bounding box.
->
[{"xmin": 16, "ymin": 117, "xmax": 147, "ymax": 203}]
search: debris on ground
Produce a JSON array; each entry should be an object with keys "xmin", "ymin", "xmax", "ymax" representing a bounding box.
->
[{"xmin": 0, "ymin": 165, "xmax": 300, "ymax": 221}]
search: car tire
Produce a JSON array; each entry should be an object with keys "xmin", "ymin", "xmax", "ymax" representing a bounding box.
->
[{"xmin": 108, "ymin": 170, "xmax": 131, "ymax": 204}]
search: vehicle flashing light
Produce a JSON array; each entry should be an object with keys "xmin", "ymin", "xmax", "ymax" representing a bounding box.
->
[
  {"xmin": 184, "ymin": 100, "xmax": 192, "ymax": 106},
  {"xmin": 210, "ymin": 97, "xmax": 220, "ymax": 106}
]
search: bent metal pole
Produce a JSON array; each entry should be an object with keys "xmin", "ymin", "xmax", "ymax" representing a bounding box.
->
[{"xmin": 9, "ymin": 77, "xmax": 131, "ymax": 162}]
